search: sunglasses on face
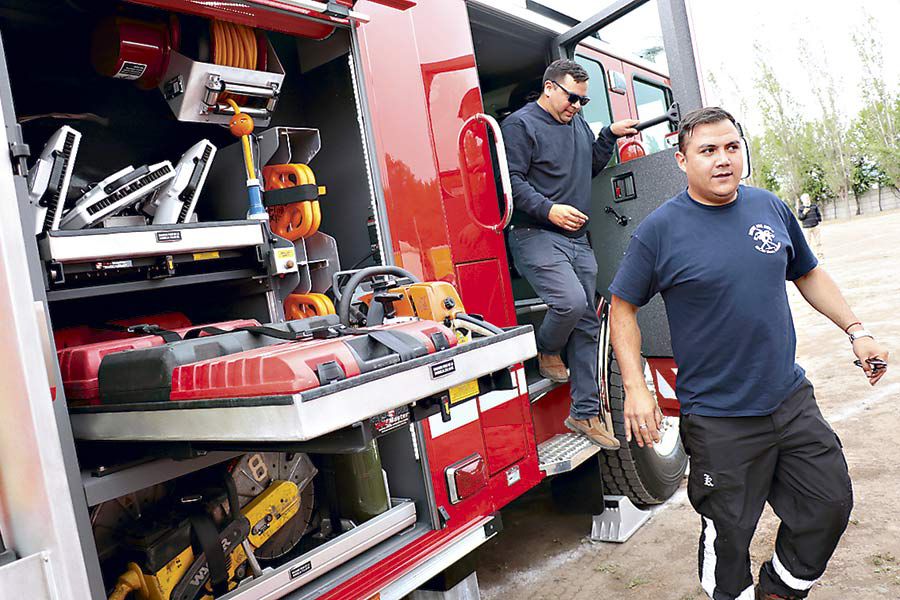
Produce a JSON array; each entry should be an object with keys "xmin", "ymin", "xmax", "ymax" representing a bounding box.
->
[{"xmin": 550, "ymin": 80, "xmax": 591, "ymax": 107}]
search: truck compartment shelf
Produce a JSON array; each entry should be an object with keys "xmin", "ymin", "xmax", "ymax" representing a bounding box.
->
[
  {"xmin": 69, "ymin": 326, "xmax": 536, "ymax": 442},
  {"xmin": 220, "ymin": 499, "xmax": 418, "ymax": 600}
]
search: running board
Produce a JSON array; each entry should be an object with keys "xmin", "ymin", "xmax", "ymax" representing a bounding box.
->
[
  {"xmin": 591, "ymin": 495, "xmax": 651, "ymax": 543},
  {"xmin": 537, "ymin": 433, "xmax": 601, "ymax": 476}
]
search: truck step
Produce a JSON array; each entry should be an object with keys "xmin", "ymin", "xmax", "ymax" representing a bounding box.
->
[{"xmin": 537, "ymin": 433, "xmax": 601, "ymax": 476}]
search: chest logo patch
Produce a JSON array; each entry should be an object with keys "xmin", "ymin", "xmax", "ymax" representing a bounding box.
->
[{"xmin": 748, "ymin": 223, "xmax": 782, "ymax": 254}]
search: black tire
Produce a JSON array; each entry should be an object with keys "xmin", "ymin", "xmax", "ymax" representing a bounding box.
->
[{"xmin": 598, "ymin": 352, "xmax": 688, "ymax": 505}]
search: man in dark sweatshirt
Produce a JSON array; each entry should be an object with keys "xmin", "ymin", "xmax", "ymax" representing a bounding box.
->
[
  {"xmin": 502, "ymin": 58, "xmax": 638, "ymax": 448},
  {"xmin": 798, "ymin": 193, "xmax": 824, "ymax": 259}
]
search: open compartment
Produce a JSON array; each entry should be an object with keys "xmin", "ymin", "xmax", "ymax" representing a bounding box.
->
[
  {"xmin": 0, "ymin": 2, "xmax": 536, "ymax": 597},
  {"xmin": 2, "ymin": 0, "xmax": 385, "ymax": 305},
  {"xmin": 84, "ymin": 425, "xmax": 428, "ymax": 600}
]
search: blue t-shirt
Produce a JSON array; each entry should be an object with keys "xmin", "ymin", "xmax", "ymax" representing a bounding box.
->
[{"xmin": 609, "ymin": 185, "xmax": 818, "ymax": 417}]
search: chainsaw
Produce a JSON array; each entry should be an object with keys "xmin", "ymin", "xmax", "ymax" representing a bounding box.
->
[{"xmin": 98, "ymin": 452, "xmax": 316, "ymax": 600}]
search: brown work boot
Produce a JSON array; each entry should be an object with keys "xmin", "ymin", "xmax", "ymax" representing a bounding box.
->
[
  {"xmin": 755, "ymin": 586, "xmax": 799, "ymax": 600},
  {"xmin": 564, "ymin": 415, "xmax": 620, "ymax": 450},
  {"xmin": 538, "ymin": 353, "xmax": 569, "ymax": 383}
]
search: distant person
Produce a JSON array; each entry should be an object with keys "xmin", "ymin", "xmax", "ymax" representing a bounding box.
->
[
  {"xmin": 798, "ymin": 193, "xmax": 824, "ymax": 259},
  {"xmin": 609, "ymin": 107, "xmax": 889, "ymax": 600},
  {"xmin": 502, "ymin": 58, "xmax": 639, "ymax": 449}
]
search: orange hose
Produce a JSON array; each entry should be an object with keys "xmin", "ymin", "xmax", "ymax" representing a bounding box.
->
[{"xmin": 211, "ymin": 20, "xmax": 258, "ymax": 105}]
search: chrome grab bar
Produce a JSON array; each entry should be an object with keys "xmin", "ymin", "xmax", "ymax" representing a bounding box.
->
[{"xmin": 457, "ymin": 113, "xmax": 513, "ymax": 233}]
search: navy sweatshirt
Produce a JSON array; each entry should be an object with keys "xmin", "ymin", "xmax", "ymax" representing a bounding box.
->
[{"xmin": 501, "ymin": 101, "xmax": 618, "ymax": 238}]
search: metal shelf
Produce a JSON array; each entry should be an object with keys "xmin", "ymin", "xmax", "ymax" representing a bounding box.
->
[
  {"xmin": 220, "ymin": 499, "xmax": 418, "ymax": 600},
  {"xmin": 81, "ymin": 451, "xmax": 241, "ymax": 506},
  {"xmin": 46, "ymin": 269, "xmax": 263, "ymax": 301}
]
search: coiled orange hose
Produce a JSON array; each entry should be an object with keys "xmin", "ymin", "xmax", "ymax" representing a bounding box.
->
[
  {"xmin": 211, "ymin": 20, "xmax": 258, "ymax": 105},
  {"xmin": 211, "ymin": 20, "xmax": 257, "ymax": 70}
]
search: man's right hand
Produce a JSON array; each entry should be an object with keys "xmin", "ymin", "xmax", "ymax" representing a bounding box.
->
[
  {"xmin": 548, "ymin": 204, "xmax": 588, "ymax": 231},
  {"xmin": 624, "ymin": 384, "xmax": 662, "ymax": 448}
]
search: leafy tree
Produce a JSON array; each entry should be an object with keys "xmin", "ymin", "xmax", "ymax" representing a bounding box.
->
[
  {"xmin": 753, "ymin": 48, "xmax": 807, "ymax": 201},
  {"xmin": 799, "ymin": 162, "xmax": 834, "ymax": 209},
  {"xmin": 850, "ymin": 155, "xmax": 878, "ymax": 201},
  {"xmin": 747, "ymin": 134, "xmax": 780, "ymax": 194},
  {"xmin": 852, "ymin": 16, "xmax": 900, "ymax": 186},
  {"xmin": 799, "ymin": 39, "xmax": 855, "ymax": 214}
]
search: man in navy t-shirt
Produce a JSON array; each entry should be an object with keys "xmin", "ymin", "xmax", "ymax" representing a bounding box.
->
[{"xmin": 609, "ymin": 107, "xmax": 889, "ymax": 600}]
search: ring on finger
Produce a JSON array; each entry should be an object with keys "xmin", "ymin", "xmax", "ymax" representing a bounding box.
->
[{"xmin": 638, "ymin": 423, "xmax": 648, "ymax": 430}]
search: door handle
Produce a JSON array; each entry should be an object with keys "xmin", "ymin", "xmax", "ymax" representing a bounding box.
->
[
  {"xmin": 457, "ymin": 113, "xmax": 513, "ymax": 233},
  {"xmin": 605, "ymin": 206, "xmax": 629, "ymax": 227}
]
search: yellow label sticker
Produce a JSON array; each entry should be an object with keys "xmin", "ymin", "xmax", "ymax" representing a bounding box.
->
[
  {"xmin": 449, "ymin": 379, "xmax": 479, "ymax": 404},
  {"xmin": 192, "ymin": 251, "xmax": 220, "ymax": 261},
  {"xmin": 275, "ymin": 248, "xmax": 296, "ymax": 260}
]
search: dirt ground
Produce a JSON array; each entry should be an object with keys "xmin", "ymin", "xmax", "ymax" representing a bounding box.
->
[{"xmin": 476, "ymin": 210, "xmax": 900, "ymax": 599}]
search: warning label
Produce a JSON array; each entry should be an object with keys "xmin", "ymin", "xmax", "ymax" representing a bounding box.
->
[{"xmin": 114, "ymin": 61, "xmax": 147, "ymax": 81}]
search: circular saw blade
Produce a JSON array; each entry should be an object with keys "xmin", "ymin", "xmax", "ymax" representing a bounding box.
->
[{"xmin": 228, "ymin": 452, "xmax": 317, "ymax": 560}]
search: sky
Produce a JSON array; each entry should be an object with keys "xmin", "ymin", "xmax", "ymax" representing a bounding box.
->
[{"xmin": 514, "ymin": 0, "xmax": 900, "ymax": 136}]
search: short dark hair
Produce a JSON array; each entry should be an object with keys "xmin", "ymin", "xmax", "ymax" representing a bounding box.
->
[
  {"xmin": 543, "ymin": 59, "xmax": 589, "ymax": 85},
  {"xmin": 678, "ymin": 107, "xmax": 738, "ymax": 152}
]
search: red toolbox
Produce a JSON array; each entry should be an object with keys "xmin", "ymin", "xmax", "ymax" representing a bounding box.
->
[
  {"xmin": 169, "ymin": 320, "xmax": 456, "ymax": 400},
  {"xmin": 58, "ymin": 319, "xmax": 258, "ymax": 405}
]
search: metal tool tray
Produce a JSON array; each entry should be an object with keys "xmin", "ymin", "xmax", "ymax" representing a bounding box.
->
[
  {"xmin": 221, "ymin": 499, "xmax": 417, "ymax": 600},
  {"xmin": 69, "ymin": 326, "xmax": 536, "ymax": 442},
  {"xmin": 38, "ymin": 220, "xmax": 267, "ymax": 264}
]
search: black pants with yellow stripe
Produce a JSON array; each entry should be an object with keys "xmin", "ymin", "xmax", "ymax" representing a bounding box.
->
[{"xmin": 681, "ymin": 380, "xmax": 853, "ymax": 599}]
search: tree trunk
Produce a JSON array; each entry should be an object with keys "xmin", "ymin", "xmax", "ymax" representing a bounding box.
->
[{"xmin": 878, "ymin": 182, "xmax": 882, "ymax": 212}]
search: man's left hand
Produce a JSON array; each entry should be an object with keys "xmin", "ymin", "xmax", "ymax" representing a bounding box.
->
[
  {"xmin": 610, "ymin": 119, "xmax": 640, "ymax": 137},
  {"xmin": 852, "ymin": 337, "xmax": 889, "ymax": 385}
]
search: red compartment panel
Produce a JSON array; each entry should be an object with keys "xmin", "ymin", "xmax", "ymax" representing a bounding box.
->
[{"xmin": 58, "ymin": 319, "xmax": 257, "ymax": 405}]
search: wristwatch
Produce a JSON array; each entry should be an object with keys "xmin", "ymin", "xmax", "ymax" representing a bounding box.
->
[{"xmin": 848, "ymin": 329, "xmax": 874, "ymax": 343}]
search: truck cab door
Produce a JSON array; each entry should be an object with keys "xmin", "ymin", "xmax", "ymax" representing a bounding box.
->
[{"xmin": 553, "ymin": 0, "xmax": 703, "ymax": 361}]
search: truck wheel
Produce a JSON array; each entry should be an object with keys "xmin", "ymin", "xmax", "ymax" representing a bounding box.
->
[{"xmin": 598, "ymin": 352, "xmax": 687, "ymax": 505}]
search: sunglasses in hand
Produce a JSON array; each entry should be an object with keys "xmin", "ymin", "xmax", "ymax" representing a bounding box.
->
[
  {"xmin": 551, "ymin": 80, "xmax": 591, "ymax": 107},
  {"xmin": 853, "ymin": 357, "xmax": 887, "ymax": 371}
]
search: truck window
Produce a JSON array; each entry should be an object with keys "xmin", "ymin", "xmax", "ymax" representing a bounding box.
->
[
  {"xmin": 594, "ymin": 0, "xmax": 667, "ymax": 69},
  {"xmin": 633, "ymin": 77, "xmax": 672, "ymax": 154},
  {"xmin": 574, "ymin": 54, "xmax": 613, "ymax": 137}
]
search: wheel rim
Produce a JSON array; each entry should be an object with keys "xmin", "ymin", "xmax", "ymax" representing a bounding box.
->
[
  {"xmin": 653, "ymin": 414, "xmax": 681, "ymax": 457},
  {"xmin": 644, "ymin": 361, "xmax": 680, "ymax": 458},
  {"xmin": 598, "ymin": 298, "xmax": 682, "ymax": 460}
]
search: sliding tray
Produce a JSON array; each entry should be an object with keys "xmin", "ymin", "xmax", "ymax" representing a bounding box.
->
[
  {"xmin": 221, "ymin": 499, "xmax": 417, "ymax": 600},
  {"xmin": 39, "ymin": 220, "xmax": 267, "ymax": 264},
  {"xmin": 69, "ymin": 326, "xmax": 536, "ymax": 442}
]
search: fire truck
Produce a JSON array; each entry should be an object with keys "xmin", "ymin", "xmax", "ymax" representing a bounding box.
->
[{"xmin": 0, "ymin": 0, "xmax": 709, "ymax": 598}]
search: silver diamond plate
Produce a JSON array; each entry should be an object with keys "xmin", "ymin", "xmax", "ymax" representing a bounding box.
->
[{"xmin": 537, "ymin": 433, "xmax": 602, "ymax": 476}]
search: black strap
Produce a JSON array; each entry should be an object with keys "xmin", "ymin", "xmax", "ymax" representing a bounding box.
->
[
  {"xmin": 96, "ymin": 322, "xmax": 182, "ymax": 343},
  {"xmin": 184, "ymin": 322, "xmax": 352, "ymax": 342},
  {"xmin": 366, "ymin": 330, "xmax": 418, "ymax": 361},
  {"xmin": 189, "ymin": 512, "xmax": 230, "ymax": 597},
  {"xmin": 184, "ymin": 324, "xmax": 310, "ymax": 341},
  {"xmin": 223, "ymin": 470, "xmax": 241, "ymax": 521},
  {"xmin": 263, "ymin": 184, "xmax": 319, "ymax": 207}
]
